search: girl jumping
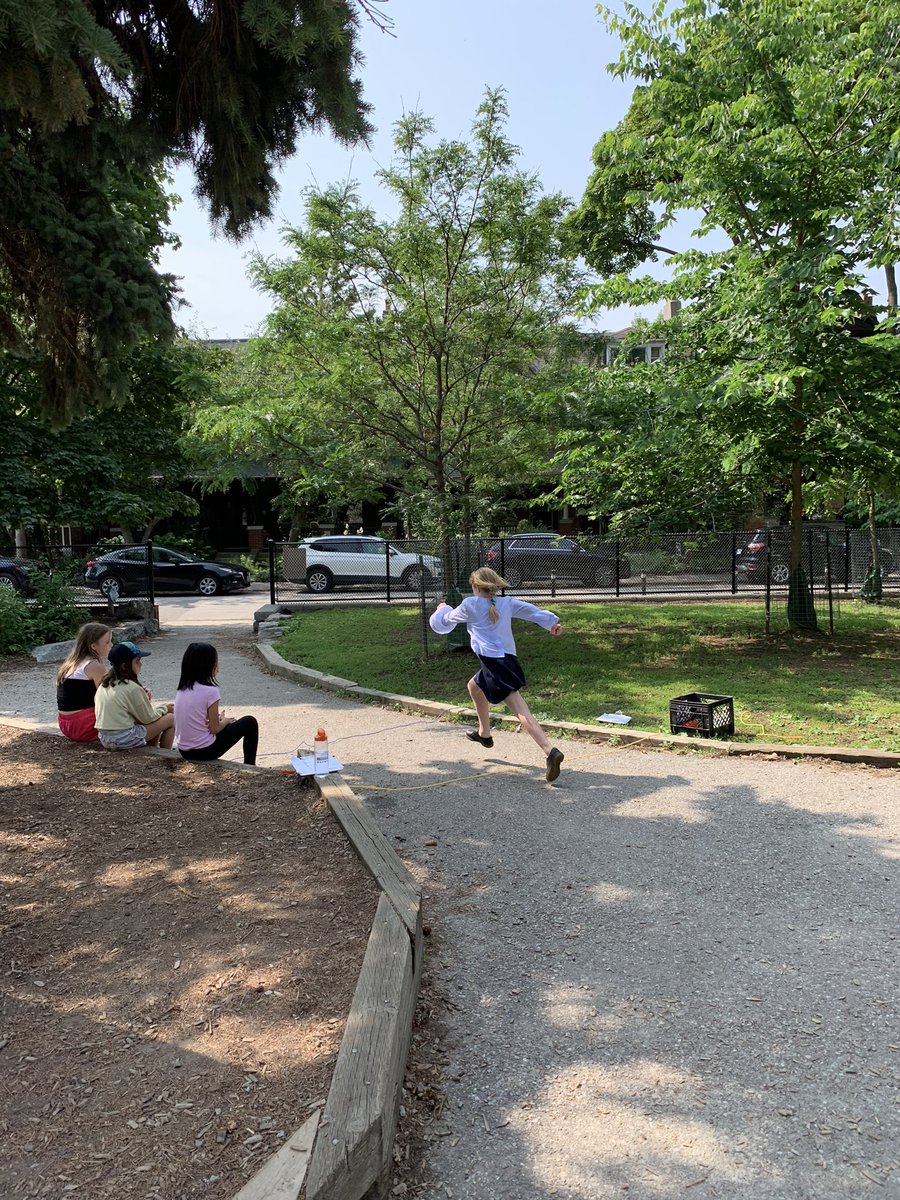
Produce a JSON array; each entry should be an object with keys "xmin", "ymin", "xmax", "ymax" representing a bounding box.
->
[{"xmin": 429, "ymin": 567, "xmax": 565, "ymax": 782}]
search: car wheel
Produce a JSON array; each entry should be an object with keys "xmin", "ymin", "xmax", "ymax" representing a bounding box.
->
[
  {"xmin": 306, "ymin": 566, "xmax": 334, "ymax": 594},
  {"xmin": 197, "ymin": 574, "xmax": 220, "ymax": 597},
  {"xmin": 99, "ymin": 575, "xmax": 124, "ymax": 599},
  {"xmin": 503, "ymin": 566, "xmax": 523, "ymax": 588},
  {"xmin": 400, "ymin": 565, "xmax": 433, "ymax": 589},
  {"xmin": 771, "ymin": 561, "xmax": 790, "ymax": 585},
  {"xmin": 0, "ymin": 572, "xmax": 18, "ymax": 591},
  {"xmin": 592, "ymin": 563, "xmax": 615, "ymax": 586}
]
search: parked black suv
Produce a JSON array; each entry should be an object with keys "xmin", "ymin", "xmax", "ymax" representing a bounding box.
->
[
  {"xmin": 485, "ymin": 534, "xmax": 632, "ymax": 588},
  {"xmin": 736, "ymin": 528, "xmax": 894, "ymax": 586}
]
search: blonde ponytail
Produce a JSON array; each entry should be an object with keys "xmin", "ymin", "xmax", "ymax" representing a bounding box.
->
[{"xmin": 469, "ymin": 567, "xmax": 508, "ymax": 623}]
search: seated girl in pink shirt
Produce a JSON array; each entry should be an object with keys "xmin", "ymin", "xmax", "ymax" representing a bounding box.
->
[{"xmin": 173, "ymin": 642, "xmax": 258, "ymax": 765}]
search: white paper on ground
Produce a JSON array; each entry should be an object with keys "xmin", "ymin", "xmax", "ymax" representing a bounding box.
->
[
  {"xmin": 597, "ymin": 712, "xmax": 632, "ymax": 725},
  {"xmin": 291, "ymin": 754, "xmax": 345, "ymax": 776}
]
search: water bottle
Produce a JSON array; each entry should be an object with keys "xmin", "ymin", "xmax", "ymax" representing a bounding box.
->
[{"xmin": 314, "ymin": 728, "xmax": 329, "ymax": 774}]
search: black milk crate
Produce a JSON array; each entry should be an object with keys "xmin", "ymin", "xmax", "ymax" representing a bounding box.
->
[{"xmin": 669, "ymin": 693, "xmax": 735, "ymax": 737}]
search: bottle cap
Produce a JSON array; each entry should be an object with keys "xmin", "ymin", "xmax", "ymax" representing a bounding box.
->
[{"xmin": 315, "ymin": 727, "xmax": 327, "ymax": 738}]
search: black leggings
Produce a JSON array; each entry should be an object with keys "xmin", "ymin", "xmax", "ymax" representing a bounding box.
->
[{"xmin": 179, "ymin": 715, "xmax": 259, "ymax": 766}]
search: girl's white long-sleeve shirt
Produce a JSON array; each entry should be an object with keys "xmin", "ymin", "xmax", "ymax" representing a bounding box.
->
[{"xmin": 429, "ymin": 595, "xmax": 559, "ymax": 657}]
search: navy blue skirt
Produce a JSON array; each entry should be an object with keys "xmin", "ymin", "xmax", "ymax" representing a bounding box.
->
[{"xmin": 474, "ymin": 653, "xmax": 527, "ymax": 703}]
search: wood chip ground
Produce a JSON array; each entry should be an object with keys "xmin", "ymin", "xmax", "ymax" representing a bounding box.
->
[{"xmin": 0, "ymin": 724, "xmax": 379, "ymax": 1198}]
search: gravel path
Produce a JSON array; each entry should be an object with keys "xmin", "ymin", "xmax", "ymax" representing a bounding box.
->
[{"xmin": 2, "ymin": 618, "xmax": 898, "ymax": 1199}]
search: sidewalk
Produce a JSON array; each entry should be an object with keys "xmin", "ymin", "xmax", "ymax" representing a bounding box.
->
[{"xmin": 2, "ymin": 617, "xmax": 898, "ymax": 1198}]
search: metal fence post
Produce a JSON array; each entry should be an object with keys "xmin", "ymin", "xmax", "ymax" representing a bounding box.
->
[
  {"xmin": 844, "ymin": 526, "xmax": 851, "ymax": 591},
  {"xmin": 764, "ymin": 529, "xmax": 771, "ymax": 634},
  {"xmin": 146, "ymin": 540, "xmax": 155, "ymax": 607},
  {"xmin": 385, "ymin": 538, "xmax": 391, "ymax": 604},
  {"xmin": 268, "ymin": 540, "xmax": 276, "ymax": 605}
]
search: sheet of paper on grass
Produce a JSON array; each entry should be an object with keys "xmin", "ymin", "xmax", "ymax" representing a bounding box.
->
[
  {"xmin": 597, "ymin": 712, "xmax": 632, "ymax": 725},
  {"xmin": 291, "ymin": 754, "xmax": 345, "ymax": 776}
]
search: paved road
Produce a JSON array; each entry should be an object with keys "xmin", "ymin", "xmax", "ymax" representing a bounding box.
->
[{"xmin": 2, "ymin": 614, "xmax": 898, "ymax": 1199}]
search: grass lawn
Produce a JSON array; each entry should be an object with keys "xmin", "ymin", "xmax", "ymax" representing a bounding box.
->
[{"xmin": 276, "ymin": 600, "xmax": 900, "ymax": 752}]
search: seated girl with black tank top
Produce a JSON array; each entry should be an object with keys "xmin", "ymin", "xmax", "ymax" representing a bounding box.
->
[{"xmin": 56, "ymin": 623, "xmax": 113, "ymax": 743}]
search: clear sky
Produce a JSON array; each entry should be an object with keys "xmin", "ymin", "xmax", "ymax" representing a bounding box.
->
[{"xmin": 159, "ymin": 0, "xmax": 680, "ymax": 339}]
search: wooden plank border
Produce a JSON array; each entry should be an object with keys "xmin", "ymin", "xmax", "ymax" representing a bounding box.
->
[
  {"xmin": 304, "ymin": 893, "xmax": 419, "ymax": 1200},
  {"xmin": 315, "ymin": 774, "xmax": 422, "ymax": 947}
]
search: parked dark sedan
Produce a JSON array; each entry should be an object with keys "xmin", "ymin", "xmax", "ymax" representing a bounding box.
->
[
  {"xmin": 736, "ymin": 528, "xmax": 894, "ymax": 586},
  {"xmin": 0, "ymin": 555, "xmax": 47, "ymax": 595},
  {"xmin": 84, "ymin": 547, "xmax": 250, "ymax": 597},
  {"xmin": 485, "ymin": 534, "xmax": 632, "ymax": 588}
]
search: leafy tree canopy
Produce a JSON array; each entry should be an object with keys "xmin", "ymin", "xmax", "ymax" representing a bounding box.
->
[
  {"xmin": 1, "ymin": 0, "xmax": 374, "ymax": 424},
  {"xmin": 0, "ymin": 339, "xmax": 218, "ymax": 540},
  {"xmin": 565, "ymin": 0, "xmax": 900, "ymax": 565},
  {"xmin": 197, "ymin": 91, "xmax": 587, "ymax": 546}
]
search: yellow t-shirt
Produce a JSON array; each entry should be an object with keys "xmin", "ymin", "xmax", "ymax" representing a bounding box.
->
[{"xmin": 94, "ymin": 680, "xmax": 167, "ymax": 731}]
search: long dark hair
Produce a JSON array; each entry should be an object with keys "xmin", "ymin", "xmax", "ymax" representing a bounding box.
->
[
  {"xmin": 100, "ymin": 659, "xmax": 138, "ymax": 688},
  {"xmin": 177, "ymin": 642, "xmax": 218, "ymax": 691}
]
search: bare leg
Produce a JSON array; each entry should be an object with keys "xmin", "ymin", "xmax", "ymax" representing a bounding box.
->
[
  {"xmin": 505, "ymin": 691, "xmax": 552, "ymax": 754},
  {"xmin": 466, "ymin": 676, "xmax": 493, "ymax": 737},
  {"xmin": 144, "ymin": 712, "xmax": 175, "ymax": 749}
]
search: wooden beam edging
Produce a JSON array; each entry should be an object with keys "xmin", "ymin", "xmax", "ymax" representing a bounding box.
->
[
  {"xmin": 315, "ymin": 774, "xmax": 423, "ymax": 947},
  {"xmin": 304, "ymin": 892, "xmax": 421, "ymax": 1200},
  {"xmin": 254, "ymin": 644, "xmax": 900, "ymax": 770},
  {"xmin": 232, "ymin": 1110, "xmax": 319, "ymax": 1200}
]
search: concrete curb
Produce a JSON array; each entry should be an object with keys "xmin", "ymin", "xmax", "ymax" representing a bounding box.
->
[{"xmin": 253, "ymin": 643, "xmax": 900, "ymax": 770}]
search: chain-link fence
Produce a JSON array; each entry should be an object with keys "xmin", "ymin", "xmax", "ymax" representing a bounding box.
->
[
  {"xmin": 270, "ymin": 527, "xmax": 900, "ymax": 607},
  {"xmin": 263, "ymin": 528, "xmax": 900, "ymax": 654},
  {"xmin": 0, "ymin": 542, "xmax": 154, "ymax": 604}
]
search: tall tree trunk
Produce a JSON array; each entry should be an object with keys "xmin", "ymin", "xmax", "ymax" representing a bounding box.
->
[
  {"xmin": 789, "ymin": 459, "xmax": 804, "ymax": 568},
  {"xmin": 789, "ymin": 377, "xmax": 805, "ymax": 570},
  {"xmin": 868, "ymin": 485, "xmax": 879, "ymax": 574},
  {"xmin": 885, "ymin": 263, "xmax": 897, "ymax": 315}
]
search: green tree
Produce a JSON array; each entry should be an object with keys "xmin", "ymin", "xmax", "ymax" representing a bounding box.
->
[
  {"xmin": 569, "ymin": 0, "xmax": 900, "ymax": 627},
  {"xmin": 213, "ymin": 91, "xmax": 583, "ymax": 560},
  {"xmin": 0, "ymin": 339, "xmax": 216, "ymax": 542},
  {"xmin": 552, "ymin": 348, "xmax": 766, "ymax": 533},
  {"xmin": 1, "ymin": 0, "xmax": 373, "ymax": 424}
]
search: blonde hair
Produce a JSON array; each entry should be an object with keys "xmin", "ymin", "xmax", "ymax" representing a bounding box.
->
[
  {"xmin": 56, "ymin": 623, "xmax": 112, "ymax": 685},
  {"xmin": 470, "ymin": 567, "xmax": 509, "ymax": 624}
]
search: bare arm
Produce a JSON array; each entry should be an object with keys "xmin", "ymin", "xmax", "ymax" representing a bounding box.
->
[
  {"xmin": 207, "ymin": 700, "xmax": 233, "ymax": 734},
  {"xmin": 84, "ymin": 660, "xmax": 106, "ymax": 687}
]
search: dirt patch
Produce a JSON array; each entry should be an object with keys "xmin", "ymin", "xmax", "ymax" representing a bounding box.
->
[{"xmin": 0, "ymin": 724, "xmax": 379, "ymax": 1198}]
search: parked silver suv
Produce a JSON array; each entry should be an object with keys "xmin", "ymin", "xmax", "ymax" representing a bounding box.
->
[{"xmin": 299, "ymin": 536, "xmax": 443, "ymax": 594}]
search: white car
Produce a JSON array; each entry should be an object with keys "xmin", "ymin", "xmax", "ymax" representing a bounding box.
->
[{"xmin": 297, "ymin": 536, "xmax": 443, "ymax": 594}]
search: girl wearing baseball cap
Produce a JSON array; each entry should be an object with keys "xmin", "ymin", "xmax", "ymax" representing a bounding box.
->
[{"xmin": 94, "ymin": 641, "xmax": 175, "ymax": 750}]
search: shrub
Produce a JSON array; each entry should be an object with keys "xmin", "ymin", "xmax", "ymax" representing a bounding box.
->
[
  {"xmin": 628, "ymin": 549, "xmax": 676, "ymax": 575},
  {"xmin": 27, "ymin": 573, "xmax": 81, "ymax": 646},
  {"xmin": 0, "ymin": 587, "xmax": 33, "ymax": 655}
]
